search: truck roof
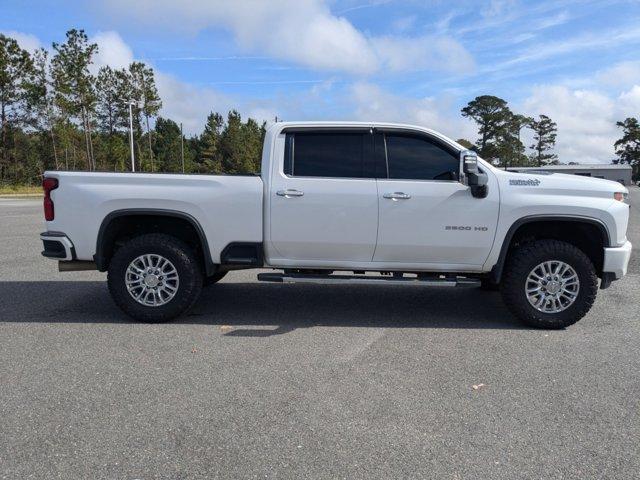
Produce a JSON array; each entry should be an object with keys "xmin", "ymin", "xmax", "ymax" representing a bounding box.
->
[
  {"xmin": 271, "ymin": 120, "xmax": 436, "ymax": 131},
  {"xmin": 267, "ymin": 121, "xmax": 461, "ymax": 150}
]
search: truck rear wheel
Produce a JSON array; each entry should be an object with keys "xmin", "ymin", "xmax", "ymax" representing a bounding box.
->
[
  {"xmin": 107, "ymin": 234, "xmax": 203, "ymax": 322},
  {"xmin": 501, "ymin": 239, "xmax": 598, "ymax": 329}
]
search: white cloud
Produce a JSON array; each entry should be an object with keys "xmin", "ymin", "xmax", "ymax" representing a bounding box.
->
[
  {"xmin": 98, "ymin": 0, "xmax": 474, "ymax": 75},
  {"xmin": 1, "ymin": 29, "xmax": 275, "ymax": 135},
  {"xmin": 155, "ymin": 72, "xmax": 234, "ymax": 134},
  {"xmin": 5, "ymin": 24, "xmax": 633, "ymax": 164},
  {"xmin": 371, "ymin": 35, "xmax": 475, "ymax": 74},
  {"xmin": 1, "ymin": 30, "xmax": 42, "ymax": 52},
  {"xmin": 349, "ymin": 82, "xmax": 477, "ymax": 140},
  {"xmin": 346, "ymin": 78, "xmax": 640, "ymax": 164},
  {"xmin": 90, "ymin": 31, "xmax": 134, "ymax": 73},
  {"xmin": 156, "ymin": 73, "xmax": 282, "ymax": 135},
  {"xmin": 490, "ymin": 25, "xmax": 640, "ymax": 72},
  {"xmin": 596, "ymin": 61, "xmax": 640, "ymax": 88},
  {"xmin": 618, "ymin": 85, "xmax": 640, "ymax": 117},
  {"xmin": 87, "ymin": 31, "xmax": 246, "ymax": 134},
  {"xmin": 520, "ymin": 85, "xmax": 636, "ymax": 163}
]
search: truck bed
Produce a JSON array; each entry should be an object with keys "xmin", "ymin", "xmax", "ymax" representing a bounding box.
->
[{"xmin": 44, "ymin": 171, "xmax": 263, "ymax": 263}]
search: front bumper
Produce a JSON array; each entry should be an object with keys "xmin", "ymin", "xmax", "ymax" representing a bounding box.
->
[
  {"xmin": 40, "ymin": 231, "xmax": 76, "ymax": 261},
  {"xmin": 603, "ymin": 240, "xmax": 632, "ymax": 280}
]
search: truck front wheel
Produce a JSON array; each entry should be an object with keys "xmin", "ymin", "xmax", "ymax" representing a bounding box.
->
[
  {"xmin": 107, "ymin": 234, "xmax": 203, "ymax": 322},
  {"xmin": 501, "ymin": 239, "xmax": 598, "ymax": 329}
]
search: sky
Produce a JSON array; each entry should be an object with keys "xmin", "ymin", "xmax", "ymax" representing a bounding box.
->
[{"xmin": 2, "ymin": 0, "xmax": 640, "ymax": 163}]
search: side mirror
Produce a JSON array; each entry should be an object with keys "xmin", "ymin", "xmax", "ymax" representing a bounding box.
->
[
  {"xmin": 460, "ymin": 150, "xmax": 488, "ymax": 198},
  {"xmin": 462, "ymin": 150, "xmax": 479, "ymax": 175}
]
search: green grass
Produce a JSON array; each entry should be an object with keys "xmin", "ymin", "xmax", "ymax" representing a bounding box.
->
[{"xmin": 0, "ymin": 185, "xmax": 42, "ymax": 195}]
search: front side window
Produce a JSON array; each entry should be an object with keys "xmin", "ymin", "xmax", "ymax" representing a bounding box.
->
[
  {"xmin": 385, "ymin": 134, "xmax": 459, "ymax": 181},
  {"xmin": 285, "ymin": 132, "xmax": 366, "ymax": 178}
]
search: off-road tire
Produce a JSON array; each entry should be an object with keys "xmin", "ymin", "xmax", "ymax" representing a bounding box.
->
[
  {"xmin": 108, "ymin": 233, "xmax": 203, "ymax": 322},
  {"xmin": 501, "ymin": 239, "xmax": 598, "ymax": 329}
]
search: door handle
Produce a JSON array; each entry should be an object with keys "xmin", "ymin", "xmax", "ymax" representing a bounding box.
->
[
  {"xmin": 383, "ymin": 192, "xmax": 411, "ymax": 200},
  {"xmin": 276, "ymin": 189, "xmax": 304, "ymax": 197}
]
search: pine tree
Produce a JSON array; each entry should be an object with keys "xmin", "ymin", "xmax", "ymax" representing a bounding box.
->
[
  {"xmin": 498, "ymin": 113, "xmax": 531, "ymax": 168},
  {"xmin": 0, "ymin": 34, "xmax": 33, "ymax": 182},
  {"xmin": 24, "ymin": 48, "xmax": 60, "ymax": 173},
  {"xmin": 614, "ymin": 117, "xmax": 640, "ymax": 180},
  {"xmin": 242, "ymin": 117, "xmax": 264, "ymax": 173},
  {"xmin": 529, "ymin": 115, "xmax": 558, "ymax": 166},
  {"xmin": 50, "ymin": 29, "xmax": 98, "ymax": 170},
  {"xmin": 199, "ymin": 112, "xmax": 224, "ymax": 173},
  {"xmin": 95, "ymin": 66, "xmax": 120, "ymax": 136},
  {"xmin": 95, "ymin": 66, "xmax": 134, "ymax": 170},
  {"xmin": 219, "ymin": 110, "xmax": 244, "ymax": 173},
  {"xmin": 129, "ymin": 62, "xmax": 161, "ymax": 171},
  {"xmin": 461, "ymin": 95, "xmax": 515, "ymax": 163},
  {"xmin": 153, "ymin": 117, "xmax": 186, "ymax": 172}
]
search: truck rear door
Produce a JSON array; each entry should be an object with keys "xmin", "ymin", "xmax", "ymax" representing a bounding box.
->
[{"xmin": 268, "ymin": 128, "xmax": 378, "ymax": 264}]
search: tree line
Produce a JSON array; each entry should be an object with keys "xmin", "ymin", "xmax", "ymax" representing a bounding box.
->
[
  {"xmin": 458, "ymin": 95, "xmax": 559, "ymax": 168},
  {"xmin": 0, "ymin": 29, "xmax": 265, "ymax": 186},
  {"xmin": 459, "ymin": 96, "xmax": 639, "ymax": 179},
  {"xmin": 1, "ymin": 29, "xmax": 638, "ymax": 186}
]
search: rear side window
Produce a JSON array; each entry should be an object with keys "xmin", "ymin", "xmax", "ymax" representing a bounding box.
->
[
  {"xmin": 285, "ymin": 132, "xmax": 366, "ymax": 178},
  {"xmin": 385, "ymin": 134, "xmax": 459, "ymax": 181}
]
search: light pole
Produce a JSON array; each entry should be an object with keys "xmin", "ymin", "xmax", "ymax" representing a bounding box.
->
[
  {"xmin": 180, "ymin": 122, "xmax": 185, "ymax": 173},
  {"xmin": 125, "ymin": 100, "xmax": 137, "ymax": 172}
]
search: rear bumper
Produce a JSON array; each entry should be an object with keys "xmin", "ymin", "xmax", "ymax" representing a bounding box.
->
[
  {"xmin": 40, "ymin": 231, "xmax": 76, "ymax": 261},
  {"xmin": 603, "ymin": 240, "xmax": 632, "ymax": 280}
]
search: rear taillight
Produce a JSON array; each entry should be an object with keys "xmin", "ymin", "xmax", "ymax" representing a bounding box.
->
[{"xmin": 43, "ymin": 177, "xmax": 58, "ymax": 221}]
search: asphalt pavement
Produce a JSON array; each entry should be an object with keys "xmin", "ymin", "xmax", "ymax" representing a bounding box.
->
[{"xmin": 0, "ymin": 189, "xmax": 638, "ymax": 479}]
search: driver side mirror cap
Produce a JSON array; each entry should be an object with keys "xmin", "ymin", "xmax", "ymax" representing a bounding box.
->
[
  {"xmin": 461, "ymin": 150, "xmax": 479, "ymax": 174},
  {"xmin": 460, "ymin": 150, "xmax": 488, "ymax": 198}
]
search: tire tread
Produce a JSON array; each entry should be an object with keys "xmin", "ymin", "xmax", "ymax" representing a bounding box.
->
[
  {"xmin": 501, "ymin": 239, "xmax": 598, "ymax": 329},
  {"xmin": 107, "ymin": 233, "xmax": 203, "ymax": 322}
]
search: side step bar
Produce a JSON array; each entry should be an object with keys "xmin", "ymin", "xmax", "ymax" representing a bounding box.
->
[{"xmin": 257, "ymin": 272, "xmax": 481, "ymax": 288}]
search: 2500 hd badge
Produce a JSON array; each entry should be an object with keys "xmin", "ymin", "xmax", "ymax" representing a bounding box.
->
[{"xmin": 445, "ymin": 226, "xmax": 489, "ymax": 231}]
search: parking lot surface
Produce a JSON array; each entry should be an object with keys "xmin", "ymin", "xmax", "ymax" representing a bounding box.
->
[{"xmin": 1, "ymin": 188, "xmax": 638, "ymax": 479}]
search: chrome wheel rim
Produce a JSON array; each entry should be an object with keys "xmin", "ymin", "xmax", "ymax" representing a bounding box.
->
[
  {"xmin": 125, "ymin": 254, "xmax": 179, "ymax": 307},
  {"xmin": 525, "ymin": 260, "xmax": 580, "ymax": 314}
]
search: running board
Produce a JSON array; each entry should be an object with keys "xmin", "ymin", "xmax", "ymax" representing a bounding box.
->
[{"xmin": 257, "ymin": 272, "xmax": 481, "ymax": 287}]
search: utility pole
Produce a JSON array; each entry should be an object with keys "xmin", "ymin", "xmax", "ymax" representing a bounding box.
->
[
  {"xmin": 126, "ymin": 100, "xmax": 136, "ymax": 172},
  {"xmin": 180, "ymin": 122, "xmax": 185, "ymax": 173}
]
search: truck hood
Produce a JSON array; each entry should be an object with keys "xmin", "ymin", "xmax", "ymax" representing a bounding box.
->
[{"xmin": 497, "ymin": 169, "xmax": 628, "ymax": 199}]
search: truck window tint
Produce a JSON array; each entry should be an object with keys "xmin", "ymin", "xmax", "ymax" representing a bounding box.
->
[
  {"xmin": 289, "ymin": 132, "xmax": 365, "ymax": 178},
  {"xmin": 385, "ymin": 134, "xmax": 459, "ymax": 181}
]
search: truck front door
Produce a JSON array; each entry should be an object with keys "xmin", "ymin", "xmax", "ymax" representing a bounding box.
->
[
  {"xmin": 373, "ymin": 131, "xmax": 500, "ymax": 267},
  {"xmin": 268, "ymin": 129, "xmax": 379, "ymax": 265}
]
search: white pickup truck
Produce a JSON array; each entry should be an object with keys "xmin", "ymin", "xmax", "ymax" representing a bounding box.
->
[{"xmin": 40, "ymin": 122, "xmax": 632, "ymax": 329}]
